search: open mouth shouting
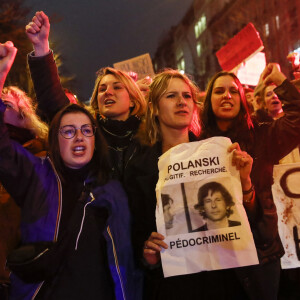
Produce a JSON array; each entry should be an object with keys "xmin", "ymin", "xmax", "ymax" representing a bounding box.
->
[
  {"xmin": 72, "ymin": 145, "xmax": 87, "ymax": 156},
  {"xmin": 220, "ymin": 101, "xmax": 234, "ymax": 109},
  {"xmin": 104, "ymin": 99, "xmax": 116, "ymax": 106},
  {"xmin": 271, "ymin": 99, "xmax": 280, "ymax": 105}
]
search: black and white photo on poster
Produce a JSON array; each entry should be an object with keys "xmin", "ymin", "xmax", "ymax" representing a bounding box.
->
[
  {"xmin": 156, "ymin": 137, "xmax": 258, "ymax": 277},
  {"xmin": 161, "ymin": 178, "xmax": 241, "ymax": 236}
]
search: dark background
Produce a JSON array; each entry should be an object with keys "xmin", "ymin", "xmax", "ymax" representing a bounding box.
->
[{"xmin": 25, "ymin": 0, "xmax": 193, "ymax": 101}]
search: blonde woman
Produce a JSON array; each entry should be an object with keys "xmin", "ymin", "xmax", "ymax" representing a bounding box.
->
[
  {"xmin": 2, "ymin": 86, "xmax": 48, "ymax": 141},
  {"xmin": 125, "ymin": 69, "xmax": 254, "ymax": 299},
  {"xmin": 0, "ymin": 81, "xmax": 48, "ymax": 299},
  {"xmin": 26, "ymin": 11, "xmax": 146, "ymax": 180}
]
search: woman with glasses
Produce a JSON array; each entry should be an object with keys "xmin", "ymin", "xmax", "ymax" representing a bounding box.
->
[
  {"xmin": 0, "ymin": 42, "xmax": 140, "ymax": 300},
  {"xmin": 26, "ymin": 11, "xmax": 146, "ymax": 181}
]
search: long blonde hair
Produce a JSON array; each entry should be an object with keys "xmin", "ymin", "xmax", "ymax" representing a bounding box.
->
[
  {"xmin": 2, "ymin": 86, "xmax": 48, "ymax": 140},
  {"xmin": 90, "ymin": 67, "xmax": 146, "ymax": 118},
  {"xmin": 145, "ymin": 69, "xmax": 201, "ymax": 145}
]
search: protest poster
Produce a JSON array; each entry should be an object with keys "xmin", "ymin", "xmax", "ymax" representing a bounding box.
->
[
  {"xmin": 113, "ymin": 53, "xmax": 155, "ymax": 80},
  {"xmin": 155, "ymin": 136, "xmax": 258, "ymax": 278},
  {"xmin": 272, "ymin": 163, "xmax": 300, "ymax": 269}
]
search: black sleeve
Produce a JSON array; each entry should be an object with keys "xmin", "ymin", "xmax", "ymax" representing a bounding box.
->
[
  {"xmin": 0, "ymin": 99, "xmax": 42, "ymax": 206},
  {"xmin": 257, "ymin": 79, "xmax": 300, "ymax": 163},
  {"xmin": 124, "ymin": 155, "xmax": 158, "ymax": 267},
  {"xmin": 28, "ymin": 50, "xmax": 69, "ymax": 123}
]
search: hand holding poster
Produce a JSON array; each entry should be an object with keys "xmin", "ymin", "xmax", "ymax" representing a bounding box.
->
[
  {"xmin": 155, "ymin": 137, "xmax": 258, "ymax": 277},
  {"xmin": 272, "ymin": 163, "xmax": 300, "ymax": 269}
]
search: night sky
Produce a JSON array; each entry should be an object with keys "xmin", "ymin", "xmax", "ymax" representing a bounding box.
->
[{"xmin": 25, "ymin": 0, "xmax": 194, "ymax": 101}]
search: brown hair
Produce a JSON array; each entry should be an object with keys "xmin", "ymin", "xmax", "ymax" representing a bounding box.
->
[
  {"xmin": 200, "ymin": 72, "xmax": 253, "ymax": 145},
  {"xmin": 195, "ymin": 181, "xmax": 235, "ymax": 218},
  {"xmin": 48, "ymin": 104, "xmax": 110, "ymax": 184}
]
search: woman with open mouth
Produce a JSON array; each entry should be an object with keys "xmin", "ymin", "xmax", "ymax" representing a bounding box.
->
[
  {"xmin": 0, "ymin": 41, "xmax": 141, "ymax": 300},
  {"xmin": 26, "ymin": 11, "xmax": 146, "ymax": 182},
  {"xmin": 200, "ymin": 65, "xmax": 300, "ymax": 300}
]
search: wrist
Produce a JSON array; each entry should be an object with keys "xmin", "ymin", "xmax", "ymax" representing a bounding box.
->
[
  {"xmin": 33, "ymin": 42, "xmax": 50, "ymax": 57},
  {"xmin": 274, "ymin": 74, "xmax": 286, "ymax": 86},
  {"xmin": 241, "ymin": 178, "xmax": 252, "ymax": 192},
  {"xmin": 242, "ymin": 184, "xmax": 254, "ymax": 195},
  {"xmin": 243, "ymin": 189, "xmax": 255, "ymax": 204}
]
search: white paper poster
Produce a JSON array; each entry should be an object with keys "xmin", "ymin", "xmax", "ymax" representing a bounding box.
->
[
  {"xmin": 272, "ymin": 163, "xmax": 300, "ymax": 269},
  {"xmin": 155, "ymin": 137, "xmax": 258, "ymax": 277},
  {"xmin": 113, "ymin": 53, "xmax": 155, "ymax": 79}
]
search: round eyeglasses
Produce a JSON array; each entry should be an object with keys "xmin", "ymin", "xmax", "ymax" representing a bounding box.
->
[{"xmin": 59, "ymin": 124, "xmax": 96, "ymax": 139}]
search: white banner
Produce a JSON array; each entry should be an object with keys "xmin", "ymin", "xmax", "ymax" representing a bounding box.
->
[
  {"xmin": 272, "ymin": 163, "xmax": 300, "ymax": 269},
  {"xmin": 155, "ymin": 137, "xmax": 258, "ymax": 277}
]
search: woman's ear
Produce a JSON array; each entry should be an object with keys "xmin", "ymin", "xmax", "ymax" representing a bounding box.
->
[{"xmin": 129, "ymin": 100, "xmax": 135, "ymax": 108}]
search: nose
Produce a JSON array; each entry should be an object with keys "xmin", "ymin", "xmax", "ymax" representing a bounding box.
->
[
  {"xmin": 105, "ymin": 85, "xmax": 114, "ymax": 95},
  {"xmin": 223, "ymin": 90, "xmax": 232, "ymax": 99},
  {"xmin": 74, "ymin": 128, "xmax": 84, "ymax": 141},
  {"xmin": 211, "ymin": 200, "xmax": 217, "ymax": 208},
  {"xmin": 177, "ymin": 95, "xmax": 187, "ymax": 107}
]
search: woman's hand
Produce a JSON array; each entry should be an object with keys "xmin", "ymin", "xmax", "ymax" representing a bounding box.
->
[
  {"xmin": 25, "ymin": 11, "xmax": 50, "ymax": 56},
  {"xmin": 143, "ymin": 232, "xmax": 168, "ymax": 265},
  {"xmin": 261, "ymin": 63, "xmax": 286, "ymax": 86},
  {"xmin": 0, "ymin": 41, "xmax": 17, "ymax": 93},
  {"xmin": 228, "ymin": 142, "xmax": 253, "ymax": 191}
]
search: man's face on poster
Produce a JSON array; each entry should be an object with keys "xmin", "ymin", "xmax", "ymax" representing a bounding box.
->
[
  {"xmin": 163, "ymin": 201, "xmax": 175, "ymax": 229},
  {"xmin": 203, "ymin": 190, "xmax": 228, "ymax": 222}
]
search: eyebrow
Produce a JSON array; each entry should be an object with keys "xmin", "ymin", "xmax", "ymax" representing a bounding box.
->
[
  {"xmin": 60, "ymin": 123, "xmax": 91, "ymax": 127},
  {"xmin": 165, "ymin": 90, "xmax": 191, "ymax": 94},
  {"xmin": 213, "ymin": 84, "xmax": 238, "ymax": 89},
  {"xmin": 99, "ymin": 81, "xmax": 122, "ymax": 86}
]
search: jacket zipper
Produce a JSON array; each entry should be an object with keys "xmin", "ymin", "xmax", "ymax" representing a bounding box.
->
[
  {"xmin": 107, "ymin": 226, "xmax": 126, "ymax": 300},
  {"xmin": 75, "ymin": 192, "xmax": 95, "ymax": 250}
]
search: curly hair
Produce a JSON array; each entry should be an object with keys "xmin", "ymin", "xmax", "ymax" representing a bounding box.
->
[{"xmin": 194, "ymin": 181, "xmax": 235, "ymax": 219}]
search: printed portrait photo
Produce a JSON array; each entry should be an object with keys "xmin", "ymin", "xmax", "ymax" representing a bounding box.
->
[{"xmin": 160, "ymin": 178, "xmax": 241, "ymax": 235}]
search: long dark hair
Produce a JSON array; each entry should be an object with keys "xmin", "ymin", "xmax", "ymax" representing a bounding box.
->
[
  {"xmin": 200, "ymin": 71, "xmax": 254, "ymax": 151},
  {"xmin": 48, "ymin": 104, "xmax": 110, "ymax": 184}
]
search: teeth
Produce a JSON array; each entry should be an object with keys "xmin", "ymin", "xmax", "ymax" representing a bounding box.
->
[
  {"xmin": 74, "ymin": 146, "xmax": 85, "ymax": 152},
  {"xmin": 222, "ymin": 103, "xmax": 232, "ymax": 108},
  {"xmin": 105, "ymin": 100, "xmax": 115, "ymax": 104}
]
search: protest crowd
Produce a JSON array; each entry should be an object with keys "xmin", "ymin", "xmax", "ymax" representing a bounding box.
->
[{"xmin": 1, "ymin": 10, "xmax": 300, "ymax": 300}]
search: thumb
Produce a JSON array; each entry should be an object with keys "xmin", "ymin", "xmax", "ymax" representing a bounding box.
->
[
  {"xmin": 228, "ymin": 142, "xmax": 241, "ymax": 153},
  {"xmin": 5, "ymin": 41, "xmax": 14, "ymax": 47},
  {"xmin": 4, "ymin": 41, "xmax": 17, "ymax": 60}
]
